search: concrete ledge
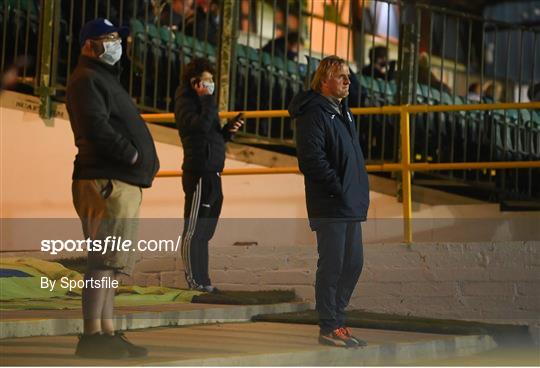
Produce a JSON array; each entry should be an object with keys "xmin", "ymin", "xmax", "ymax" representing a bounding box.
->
[
  {"xmin": 0, "ymin": 302, "xmax": 309, "ymax": 339},
  {"xmin": 0, "ymin": 322, "xmax": 499, "ymax": 366},
  {"xmin": 148, "ymin": 334, "xmax": 497, "ymax": 366},
  {"xmin": 529, "ymin": 324, "xmax": 540, "ymax": 346}
]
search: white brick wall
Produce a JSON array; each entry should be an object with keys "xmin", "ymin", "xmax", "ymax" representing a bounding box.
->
[{"xmin": 129, "ymin": 241, "xmax": 540, "ymax": 326}]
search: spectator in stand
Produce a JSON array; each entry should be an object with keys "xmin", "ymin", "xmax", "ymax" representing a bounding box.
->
[
  {"xmin": 261, "ymin": 30, "xmax": 302, "ymax": 62},
  {"xmin": 160, "ymin": 0, "xmax": 194, "ymax": 29},
  {"xmin": 209, "ymin": 0, "xmax": 220, "ymax": 22},
  {"xmin": 361, "ymin": 46, "xmax": 395, "ymax": 80},
  {"xmin": 0, "ymin": 61, "xmax": 22, "ymax": 92},
  {"xmin": 185, "ymin": 0, "xmax": 219, "ymax": 47},
  {"xmin": 483, "ymin": 81, "xmax": 503, "ymax": 102},
  {"xmin": 417, "ymin": 52, "xmax": 451, "ymax": 94},
  {"xmin": 466, "ymin": 82, "xmax": 482, "ymax": 102},
  {"xmin": 527, "ymin": 82, "xmax": 540, "ymax": 102}
]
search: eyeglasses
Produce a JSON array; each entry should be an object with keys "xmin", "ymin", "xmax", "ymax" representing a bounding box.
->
[{"xmin": 93, "ymin": 33, "xmax": 120, "ymax": 42}]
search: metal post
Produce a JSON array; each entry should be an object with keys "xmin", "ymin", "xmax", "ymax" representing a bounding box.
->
[
  {"xmin": 217, "ymin": 0, "xmax": 237, "ymax": 114},
  {"xmin": 37, "ymin": 0, "xmax": 56, "ymax": 119},
  {"xmin": 400, "ymin": 109, "xmax": 413, "ymax": 244},
  {"xmin": 50, "ymin": 0, "xmax": 61, "ymax": 95},
  {"xmin": 396, "ymin": 0, "xmax": 418, "ymax": 202},
  {"xmin": 397, "ymin": 0, "xmax": 418, "ymax": 106}
]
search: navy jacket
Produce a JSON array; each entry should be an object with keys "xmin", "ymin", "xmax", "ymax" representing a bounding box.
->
[
  {"xmin": 289, "ymin": 90, "xmax": 370, "ymax": 229},
  {"xmin": 175, "ymin": 86, "xmax": 232, "ymax": 173},
  {"xmin": 66, "ymin": 56, "xmax": 159, "ymax": 188}
]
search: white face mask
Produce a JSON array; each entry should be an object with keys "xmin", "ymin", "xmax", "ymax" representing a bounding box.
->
[
  {"xmin": 202, "ymin": 80, "xmax": 215, "ymax": 95},
  {"xmin": 99, "ymin": 40, "xmax": 122, "ymax": 65}
]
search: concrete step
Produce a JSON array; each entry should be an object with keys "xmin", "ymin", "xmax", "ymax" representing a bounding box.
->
[
  {"xmin": 0, "ymin": 322, "xmax": 498, "ymax": 366},
  {"xmin": 0, "ymin": 302, "xmax": 309, "ymax": 339}
]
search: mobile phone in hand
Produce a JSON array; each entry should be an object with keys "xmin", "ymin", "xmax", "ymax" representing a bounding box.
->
[{"xmin": 233, "ymin": 112, "xmax": 244, "ymax": 122}]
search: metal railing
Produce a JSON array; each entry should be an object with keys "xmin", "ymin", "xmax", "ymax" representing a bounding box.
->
[
  {"xmin": 145, "ymin": 100, "xmax": 540, "ymax": 243},
  {"xmin": 3, "ymin": 1, "xmax": 538, "ymax": 109},
  {"xmin": 2, "ymin": 0, "xmax": 538, "ymax": 200}
]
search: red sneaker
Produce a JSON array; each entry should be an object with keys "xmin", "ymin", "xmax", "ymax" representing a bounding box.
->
[
  {"xmin": 319, "ymin": 328, "xmax": 359, "ymax": 348},
  {"xmin": 339, "ymin": 327, "xmax": 367, "ymax": 347}
]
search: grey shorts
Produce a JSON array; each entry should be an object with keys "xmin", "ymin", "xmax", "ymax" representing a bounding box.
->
[{"xmin": 72, "ymin": 179, "xmax": 142, "ymax": 276}]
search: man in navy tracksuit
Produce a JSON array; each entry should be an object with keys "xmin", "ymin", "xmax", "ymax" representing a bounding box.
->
[
  {"xmin": 175, "ymin": 57, "xmax": 242, "ymax": 292},
  {"xmin": 289, "ymin": 56, "xmax": 370, "ymax": 348}
]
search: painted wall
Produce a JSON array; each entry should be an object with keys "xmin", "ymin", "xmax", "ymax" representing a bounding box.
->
[
  {"xmin": 1, "ymin": 91, "xmax": 539, "ymax": 328},
  {"xmin": 125, "ymin": 241, "xmax": 540, "ymax": 327}
]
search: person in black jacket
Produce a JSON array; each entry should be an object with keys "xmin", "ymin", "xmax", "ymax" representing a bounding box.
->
[
  {"xmin": 289, "ymin": 56, "xmax": 370, "ymax": 348},
  {"xmin": 185, "ymin": 0, "xmax": 219, "ymax": 47},
  {"xmin": 66, "ymin": 18, "xmax": 159, "ymax": 359},
  {"xmin": 361, "ymin": 46, "xmax": 395, "ymax": 81},
  {"xmin": 175, "ymin": 57, "xmax": 243, "ymax": 292},
  {"xmin": 261, "ymin": 31, "xmax": 301, "ymax": 61}
]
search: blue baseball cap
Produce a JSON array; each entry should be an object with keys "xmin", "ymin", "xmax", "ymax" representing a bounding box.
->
[{"xmin": 79, "ymin": 18, "xmax": 129, "ymax": 47}]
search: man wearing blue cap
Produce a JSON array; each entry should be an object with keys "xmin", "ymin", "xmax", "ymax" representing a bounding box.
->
[{"xmin": 66, "ymin": 18, "xmax": 159, "ymax": 359}]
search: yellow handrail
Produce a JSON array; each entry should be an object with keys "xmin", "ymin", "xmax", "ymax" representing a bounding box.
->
[
  {"xmin": 142, "ymin": 102, "xmax": 540, "ymax": 123},
  {"xmin": 156, "ymin": 163, "xmax": 409, "ymax": 177},
  {"xmin": 141, "ymin": 110, "xmax": 291, "ymax": 123},
  {"xmin": 156, "ymin": 161, "xmax": 540, "ymax": 178},
  {"xmin": 145, "ymin": 101, "xmax": 540, "ymax": 243}
]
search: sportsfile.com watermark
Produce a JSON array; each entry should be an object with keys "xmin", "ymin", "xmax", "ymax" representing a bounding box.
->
[{"xmin": 40, "ymin": 235, "xmax": 181, "ymax": 255}]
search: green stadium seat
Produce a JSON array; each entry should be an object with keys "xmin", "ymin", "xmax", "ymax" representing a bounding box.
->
[
  {"xmin": 287, "ymin": 60, "xmax": 299, "ymax": 75},
  {"xmin": 440, "ymin": 91, "xmax": 456, "ymax": 105},
  {"xmin": 6, "ymin": 0, "xmax": 37, "ymax": 15},
  {"xmin": 385, "ymin": 80, "xmax": 397, "ymax": 96},
  {"xmin": 130, "ymin": 18, "xmax": 145, "ymax": 36},
  {"xmin": 146, "ymin": 23, "xmax": 161, "ymax": 43},
  {"xmin": 175, "ymin": 31, "xmax": 194, "ymax": 49},
  {"xmin": 128, "ymin": 19, "xmax": 147, "ymax": 68},
  {"xmin": 272, "ymin": 57, "xmax": 286, "ymax": 73},
  {"xmin": 359, "ymin": 74, "xmax": 373, "ymax": 90},
  {"xmin": 531, "ymin": 110, "xmax": 540, "ymax": 130},
  {"xmin": 305, "ymin": 55, "xmax": 320, "ymax": 75},
  {"xmin": 247, "ymin": 46, "xmax": 260, "ymax": 64},
  {"xmin": 519, "ymin": 109, "xmax": 531, "ymax": 123},
  {"xmin": 261, "ymin": 52, "xmax": 273, "ymax": 68},
  {"xmin": 146, "ymin": 23, "xmax": 163, "ymax": 59},
  {"xmin": 159, "ymin": 26, "xmax": 174, "ymax": 45},
  {"xmin": 174, "ymin": 32, "xmax": 196, "ymax": 63},
  {"xmin": 376, "ymin": 79, "xmax": 395, "ymax": 101},
  {"xmin": 236, "ymin": 44, "xmax": 248, "ymax": 60},
  {"xmin": 191, "ymin": 38, "xmax": 215, "ymax": 61},
  {"xmin": 191, "ymin": 38, "xmax": 204, "ymax": 56},
  {"xmin": 421, "ymin": 85, "xmax": 442, "ymax": 103},
  {"xmin": 206, "ymin": 43, "xmax": 217, "ymax": 62}
]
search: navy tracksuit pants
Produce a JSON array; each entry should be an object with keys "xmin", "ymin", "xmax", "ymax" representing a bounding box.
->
[
  {"xmin": 181, "ymin": 171, "xmax": 223, "ymax": 288},
  {"xmin": 315, "ymin": 221, "xmax": 364, "ymax": 334}
]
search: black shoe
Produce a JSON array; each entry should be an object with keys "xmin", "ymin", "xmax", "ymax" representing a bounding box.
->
[
  {"xmin": 75, "ymin": 333, "xmax": 130, "ymax": 359},
  {"xmin": 202, "ymin": 285, "xmax": 220, "ymax": 293},
  {"xmin": 193, "ymin": 285, "xmax": 220, "ymax": 293},
  {"xmin": 109, "ymin": 332, "xmax": 148, "ymax": 357}
]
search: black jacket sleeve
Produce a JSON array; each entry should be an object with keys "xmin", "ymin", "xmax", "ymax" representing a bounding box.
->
[
  {"xmin": 69, "ymin": 75, "xmax": 138, "ymax": 165},
  {"xmin": 175, "ymin": 94, "xmax": 218, "ymax": 134},
  {"xmin": 221, "ymin": 121, "xmax": 235, "ymax": 142},
  {"xmin": 295, "ymin": 112, "xmax": 342, "ymax": 196}
]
